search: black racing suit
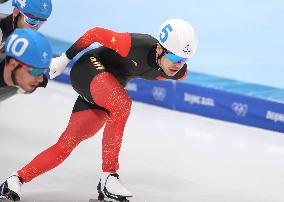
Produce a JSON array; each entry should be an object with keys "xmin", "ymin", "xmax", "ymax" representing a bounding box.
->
[
  {"xmin": 0, "ymin": 13, "xmax": 12, "ymax": 55},
  {"xmin": 16, "ymin": 27, "xmax": 190, "ymax": 182},
  {"xmin": 66, "ymin": 28, "xmax": 188, "ymax": 112}
]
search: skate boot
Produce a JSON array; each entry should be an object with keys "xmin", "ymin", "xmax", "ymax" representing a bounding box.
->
[
  {"xmin": 0, "ymin": 173, "xmax": 22, "ymax": 202},
  {"xmin": 97, "ymin": 173, "xmax": 132, "ymax": 202}
]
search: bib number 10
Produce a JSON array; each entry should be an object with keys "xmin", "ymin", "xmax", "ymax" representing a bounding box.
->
[{"xmin": 6, "ymin": 34, "xmax": 29, "ymax": 57}]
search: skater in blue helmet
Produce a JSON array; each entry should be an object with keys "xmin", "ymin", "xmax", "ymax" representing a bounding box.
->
[
  {"xmin": 0, "ymin": 0, "xmax": 52, "ymax": 101},
  {"xmin": 0, "ymin": 0, "xmax": 52, "ymax": 52},
  {"xmin": 0, "ymin": 28, "xmax": 52, "ymax": 101}
]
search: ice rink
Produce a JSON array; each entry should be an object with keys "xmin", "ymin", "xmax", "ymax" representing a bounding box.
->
[{"xmin": 0, "ymin": 81, "xmax": 284, "ymax": 202}]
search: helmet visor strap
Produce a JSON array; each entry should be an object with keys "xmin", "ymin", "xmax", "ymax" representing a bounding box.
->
[
  {"xmin": 11, "ymin": 64, "xmax": 22, "ymax": 85},
  {"xmin": 13, "ymin": 13, "xmax": 20, "ymax": 29}
]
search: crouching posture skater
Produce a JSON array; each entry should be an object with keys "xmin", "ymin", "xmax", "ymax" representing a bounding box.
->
[{"xmin": 0, "ymin": 19, "xmax": 197, "ymax": 202}]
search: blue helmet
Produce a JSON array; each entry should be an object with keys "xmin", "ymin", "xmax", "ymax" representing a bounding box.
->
[
  {"xmin": 5, "ymin": 28, "xmax": 52, "ymax": 69},
  {"xmin": 12, "ymin": 0, "xmax": 52, "ymax": 19}
]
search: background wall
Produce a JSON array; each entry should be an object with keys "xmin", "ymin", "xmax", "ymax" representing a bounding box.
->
[{"xmin": 1, "ymin": 0, "xmax": 284, "ymax": 88}]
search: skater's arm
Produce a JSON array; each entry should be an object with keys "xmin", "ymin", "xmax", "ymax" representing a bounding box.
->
[
  {"xmin": 65, "ymin": 27, "xmax": 132, "ymax": 60},
  {"xmin": 49, "ymin": 28, "xmax": 132, "ymax": 79}
]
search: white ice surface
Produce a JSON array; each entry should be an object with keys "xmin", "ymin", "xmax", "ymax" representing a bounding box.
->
[{"xmin": 0, "ymin": 81, "xmax": 284, "ymax": 202}]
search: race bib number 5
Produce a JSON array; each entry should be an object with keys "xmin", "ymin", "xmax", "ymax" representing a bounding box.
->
[{"xmin": 159, "ymin": 24, "xmax": 173, "ymax": 43}]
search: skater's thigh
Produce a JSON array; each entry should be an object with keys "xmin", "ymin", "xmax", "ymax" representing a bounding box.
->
[
  {"xmin": 59, "ymin": 96, "xmax": 108, "ymax": 141},
  {"xmin": 70, "ymin": 52, "xmax": 109, "ymax": 106}
]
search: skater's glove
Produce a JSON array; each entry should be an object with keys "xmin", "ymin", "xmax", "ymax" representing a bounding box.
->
[{"xmin": 49, "ymin": 53, "xmax": 70, "ymax": 79}]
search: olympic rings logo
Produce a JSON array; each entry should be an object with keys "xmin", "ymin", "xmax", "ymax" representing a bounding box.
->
[
  {"xmin": 152, "ymin": 87, "xmax": 166, "ymax": 101},
  {"xmin": 231, "ymin": 102, "xmax": 248, "ymax": 117}
]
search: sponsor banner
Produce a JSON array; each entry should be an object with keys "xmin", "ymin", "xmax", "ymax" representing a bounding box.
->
[
  {"xmin": 125, "ymin": 79, "xmax": 174, "ymax": 109},
  {"xmin": 53, "ymin": 69, "xmax": 284, "ymax": 133},
  {"xmin": 175, "ymin": 83, "xmax": 284, "ymax": 133},
  {"xmin": 266, "ymin": 110, "xmax": 284, "ymax": 124}
]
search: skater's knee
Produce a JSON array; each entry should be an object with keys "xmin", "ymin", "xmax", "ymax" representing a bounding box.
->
[
  {"xmin": 116, "ymin": 90, "xmax": 132, "ymax": 112},
  {"xmin": 58, "ymin": 127, "xmax": 89, "ymax": 148},
  {"xmin": 109, "ymin": 90, "xmax": 132, "ymax": 118}
]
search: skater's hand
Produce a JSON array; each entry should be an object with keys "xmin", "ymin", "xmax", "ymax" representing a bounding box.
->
[{"xmin": 49, "ymin": 53, "xmax": 70, "ymax": 79}]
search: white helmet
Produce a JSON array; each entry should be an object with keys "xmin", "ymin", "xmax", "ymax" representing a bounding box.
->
[{"xmin": 157, "ymin": 19, "xmax": 198, "ymax": 59}]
